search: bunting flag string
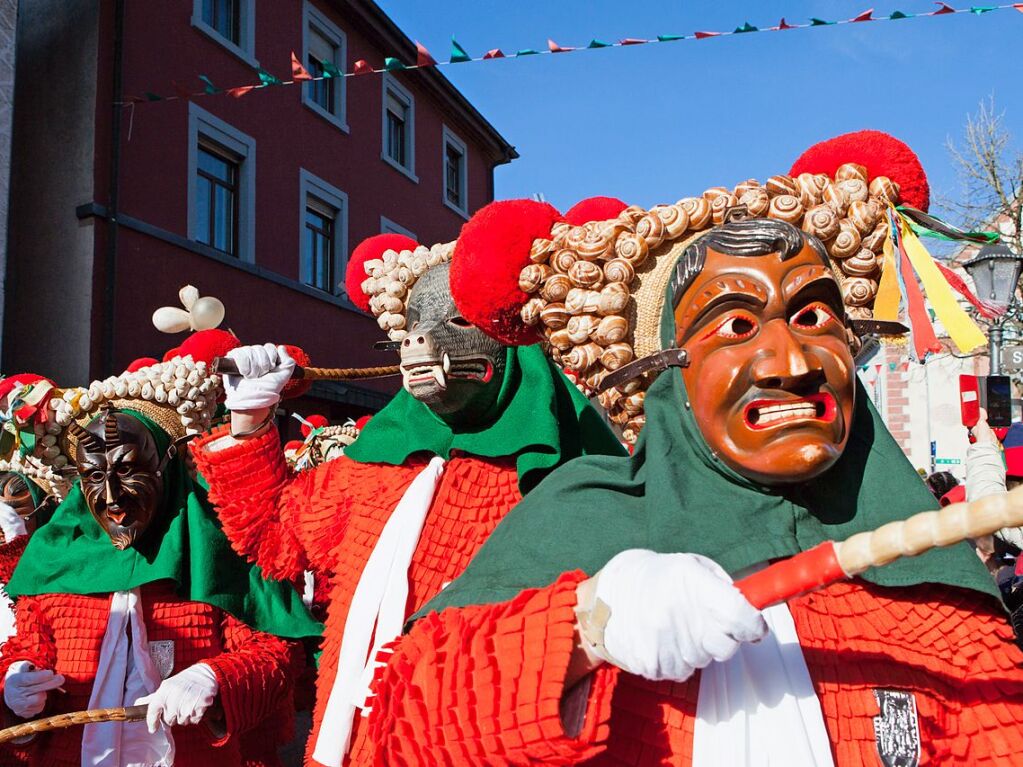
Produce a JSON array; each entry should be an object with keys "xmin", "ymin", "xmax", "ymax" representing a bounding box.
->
[{"xmin": 119, "ymin": 2, "xmax": 1023, "ymax": 105}]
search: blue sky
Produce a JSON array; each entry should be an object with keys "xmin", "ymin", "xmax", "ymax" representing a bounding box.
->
[{"xmin": 376, "ymin": 1, "xmax": 1023, "ymax": 220}]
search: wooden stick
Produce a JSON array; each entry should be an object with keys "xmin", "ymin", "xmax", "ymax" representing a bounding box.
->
[
  {"xmin": 0, "ymin": 704, "xmax": 148, "ymax": 744},
  {"xmin": 212, "ymin": 357, "xmax": 400, "ymax": 381},
  {"xmin": 736, "ymin": 485, "xmax": 1023, "ymax": 609}
]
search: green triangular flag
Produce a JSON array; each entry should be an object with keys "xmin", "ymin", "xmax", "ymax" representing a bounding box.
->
[
  {"xmin": 734, "ymin": 21, "xmax": 758, "ymax": 33},
  {"xmin": 587, "ymin": 39, "xmax": 611, "ymax": 48},
  {"xmin": 384, "ymin": 57, "xmax": 406, "ymax": 71},
  {"xmin": 450, "ymin": 37, "xmax": 471, "ymax": 63},
  {"xmin": 889, "ymin": 10, "xmax": 912, "ymax": 18},
  {"xmin": 256, "ymin": 68, "xmax": 281, "ymax": 86},
  {"xmin": 810, "ymin": 18, "xmax": 834, "ymax": 26},
  {"xmin": 198, "ymin": 75, "xmax": 219, "ymax": 94},
  {"xmin": 656, "ymin": 34, "xmax": 685, "ymax": 42},
  {"xmin": 970, "ymin": 6, "xmax": 995, "ymax": 13},
  {"xmin": 144, "ymin": 91, "xmax": 162, "ymax": 101},
  {"xmin": 516, "ymin": 48, "xmax": 539, "ymax": 56},
  {"xmin": 321, "ymin": 60, "xmax": 342, "ymax": 78}
]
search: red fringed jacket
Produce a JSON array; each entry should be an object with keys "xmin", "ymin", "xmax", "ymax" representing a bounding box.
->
[
  {"xmin": 193, "ymin": 424, "xmax": 524, "ymax": 767},
  {"xmin": 365, "ymin": 572, "xmax": 1023, "ymax": 765},
  {"xmin": 0, "ymin": 580, "xmax": 292, "ymax": 767}
]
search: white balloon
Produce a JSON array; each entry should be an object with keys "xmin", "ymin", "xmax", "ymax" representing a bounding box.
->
[
  {"xmin": 189, "ymin": 297, "xmax": 225, "ymax": 330},
  {"xmin": 153, "ymin": 307, "xmax": 191, "ymax": 334},
  {"xmin": 178, "ymin": 285, "xmax": 200, "ymax": 311}
]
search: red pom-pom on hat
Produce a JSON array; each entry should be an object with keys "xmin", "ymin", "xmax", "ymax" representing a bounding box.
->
[
  {"xmin": 354, "ymin": 415, "xmax": 372, "ymax": 431},
  {"xmin": 162, "ymin": 347, "xmax": 181, "ymax": 362},
  {"xmin": 125, "ymin": 357, "xmax": 160, "ymax": 373},
  {"xmin": 450, "ymin": 199, "xmax": 563, "ymax": 346},
  {"xmin": 563, "ymin": 196, "xmax": 628, "ymax": 226},
  {"xmin": 789, "ymin": 130, "xmax": 929, "ymax": 211},
  {"xmin": 177, "ymin": 329, "xmax": 241, "ymax": 365},
  {"xmin": 283, "ymin": 440, "xmax": 304, "ymax": 453},
  {"xmin": 280, "ymin": 344, "xmax": 311, "ymax": 399},
  {"xmin": 345, "ymin": 234, "xmax": 419, "ymax": 312},
  {"xmin": 300, "ymin": 413, "xmax": 329, "ymax": 437}
]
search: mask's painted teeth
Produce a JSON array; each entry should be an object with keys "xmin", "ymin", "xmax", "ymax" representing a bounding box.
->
[
  {"xmin": 442, "ymin": 352, "xmax": 451, "ymax": 375},
  {"xmin": 434, "ymin": 364, "xmax": 446, "ymax": 389},
  {"xmin": 753, "ymin": 404, "xmax": 816, "ymax": 424}
]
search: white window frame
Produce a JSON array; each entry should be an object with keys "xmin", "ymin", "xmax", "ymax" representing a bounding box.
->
[
  {"xmin": 301, "ymin": 1, "xmax": 348, "ymax": 132},
  {"xmin": 187, "ymin": 103, "xmax": 257, "ymax": 263},
  {"xmin": 191, "ymin": 0, "xmax": 258, "ymax": 68},
  {"xmin": 380, "ymin": 216, "xmax": 416, "ymax": 241},
  {"xmin": 299, "ymin": 169, "xmax": 349, "ymax": 296},
  {"xmin": 381, "ymin": 72, "xmax": 417, "ymax": 182},
  {"xmin": 441, "ymin": 125, "xmax": 469, "ymax": 219}
]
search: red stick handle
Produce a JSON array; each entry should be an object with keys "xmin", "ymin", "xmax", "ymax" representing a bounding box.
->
[{"xmin": 734, "ymin": 542, "xmax": 847, "ymax": 610}]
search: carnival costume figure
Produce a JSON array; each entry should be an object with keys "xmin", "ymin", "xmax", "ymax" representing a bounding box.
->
[
  {"xmin": 362, "ymin": 132, "xmax": 1023, "ymax": 766},
  {"xmin": 192, "ymin": 229, "xmax": 625, "ymax": 767}
]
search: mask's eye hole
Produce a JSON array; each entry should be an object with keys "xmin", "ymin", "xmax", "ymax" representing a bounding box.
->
[
  {"xmin": 790, "ymin": 302, "xmax": 838, "ymax": 330},
  {"xmin": 116, "ymin": 464, "xmax": 132, "ymax": 476},
  {"xmin": 89, "ymin": 470, "xmax": 106, "ymax": 483},
  {"xmin": 701, "ymin": 313, "xmax": 758, "ymax": 341},
  {"xmin": 448, "ymin": 316, "xmax": 472, "ymax": 328}
]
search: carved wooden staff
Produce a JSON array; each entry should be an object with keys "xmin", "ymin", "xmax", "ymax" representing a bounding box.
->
[
  {"xmin": 736, "ymin": 485, "xmax": 1023, "ymax": 609},
  {"xmin": 0, "ymin": 705, "xmax": 147, "ymax": 744},
  {"xmin": 212, "ymin": 357, "xmax": 400, "ymax": 381}
]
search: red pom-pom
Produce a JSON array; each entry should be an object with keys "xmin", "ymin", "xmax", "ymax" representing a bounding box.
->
[
  {"xmin": 345, "ymin": 234, "xmax": 419, "ymax": 312},
  {"xmin": 162, "ymin": 347, "xmax": 181, "ymax": 362},
  {"xmin": 354, "ymin": 415, "xmax": 372, "ymax": 431},
  {"xmin": 300, "ymin": 413, "xmax": 329, "ymax": 437},
  {"xmin": 789, "ymin": 130, "xmax": 929, "ymax": 211},
  {"xmin": 280, "ymin": 344, "xmax": 311, "ymax": 399},
  {"xmin": 283, "ymin": 440, "xmax": 304, "ymax": 453},
  {"xmin": 563, "ymin": 196, "xmax": 627, "ymax": 226},
  {"xmin": 177, "ymin": 329, "xmax": 241, "ymax": 365},
  {"xmin": 450, "ymin": 199, "xmax": 563, "ymax": 346},
  {"xmin": 125, "ymin": 357, "xmax": 160, "ymax": 373}
]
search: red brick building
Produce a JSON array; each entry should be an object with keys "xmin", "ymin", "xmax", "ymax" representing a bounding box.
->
[{"xmin": 4, "ymin": 0, "xmax": 516, "ymax": 423}]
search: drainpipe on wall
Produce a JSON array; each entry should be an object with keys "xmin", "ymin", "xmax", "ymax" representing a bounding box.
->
[{"xmin": 100, "ymin": 0, "xmax": 124, "ymax": 376}]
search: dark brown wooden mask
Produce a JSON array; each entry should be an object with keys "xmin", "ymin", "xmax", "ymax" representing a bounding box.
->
[{"xmin": 74, "ymin": 409, "xmax": 164, "ymax": 550}]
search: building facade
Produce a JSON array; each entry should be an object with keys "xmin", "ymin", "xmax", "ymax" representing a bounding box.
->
[{"xmin": 4, "ymin": 0, "xmax": 515, "ymax": 424}]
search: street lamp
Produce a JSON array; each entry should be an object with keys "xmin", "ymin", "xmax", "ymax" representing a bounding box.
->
[{"xmin": 963, "ymin": 243, "xmax": 1023, "ymax": 374}]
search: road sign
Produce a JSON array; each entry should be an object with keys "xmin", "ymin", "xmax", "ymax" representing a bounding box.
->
[
  {"xmin": 1002, "ymin": 346, "xmax": 1023, "ymax": 372},
  {"xmin": 935, "ymin": 458, "xmax": 961, "ymax": 465}
]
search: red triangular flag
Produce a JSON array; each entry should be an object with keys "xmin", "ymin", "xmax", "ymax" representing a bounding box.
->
[
  {"xmin": 548, "ymin": 39, "xmax": 573, "ymax": 53},
  {"xmin": 1016, "ymin": 3, "xmax": 1023, "ymax": 12},
  {"xmin": 931, "ymin": 2, "xmax": 956, "ymax": 14},
  {"xmin": 618, "ymin": 37, "xmax": 647, "ymax": 45},
  {"xmin": 851, "ymin": 8, "xmax": 875, "ymax": 21},
  {"xmin": 353, "ymin": 59, "xmax": 373, "ymax": 75},
  {"xmin": 483, "ymin": 48, "xmax": 505, "ymax": 59},
  {"xmin": 875, "ymin": 364, "xmax": 883, "ymax": 374},
  {"xmin": 776, "ymin": 17, "xmax": 795, "ymax": 29},
  {"xmin": 227, "ymin": 85, "xmax": 257, "ymax": 99},
  {"xmin": 291, "ymin": 51, "xmax": 313, "ymax": 81},
  {"xmin": 694, "ymin": 31, "xmax": 720, "ymax": 39},
  {"xmin": 415, "ymin": 42, "xmax": 437, "ymax": 67}
]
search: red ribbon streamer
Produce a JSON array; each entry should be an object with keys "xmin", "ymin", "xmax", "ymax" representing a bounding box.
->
[
  {"xmin": 899, "ymin": 240, "xmax": 942, "ymax": 358},
  {"xmin": 934, "ymin": 260, "xmax": 998, "ymax": 319}
]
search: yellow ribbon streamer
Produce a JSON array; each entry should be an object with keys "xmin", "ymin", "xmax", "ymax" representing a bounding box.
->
[
  {"xmin": 898, "ymin": 215, "xmax": 986, "ymax": 354},
  {"xmin": 873, "ymin": 224, "xmax": 902, "ymax": 322}
]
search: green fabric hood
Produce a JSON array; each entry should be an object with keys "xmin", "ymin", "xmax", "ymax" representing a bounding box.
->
[
  {"xmin": 7, "ymin": 411, "xmax": 321, "ymax": 640},
  {"xmin": 418, "ymin": 271, "xmax": 998, "ymax": 619},
  {"xmin": 344, "ymin": 344, "xmax": 626, "ymax": 492}
]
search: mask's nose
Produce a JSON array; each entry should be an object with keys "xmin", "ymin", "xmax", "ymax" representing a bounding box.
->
[
  {"xmin": 104, "ymin": 475, "xmax": 117, "ymax": 505},
  {"xmin": 401, "ymin": 329, "xmax": 441, "ymax": 362},
  {"xmin": 750, "ymin": 319, "xmax": 826, "ymax": 392}
]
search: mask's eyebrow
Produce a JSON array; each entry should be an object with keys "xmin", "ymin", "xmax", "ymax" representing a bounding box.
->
[
  {"xmin": 675, "ymin": 276, "xmax": 768, "ymax": 342},
  {"xmin": 785, "ymin": 274, "xmax": 844, "ymax": 316},
  {"xmin": 782, "ymin": 264, "xmax": 834, "ymax": 302}
]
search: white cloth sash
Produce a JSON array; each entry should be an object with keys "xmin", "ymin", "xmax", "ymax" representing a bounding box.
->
[
  {"xmin": 81, "ymin": 589, "xmax": 173, "ymax": 767},
  {"xmin": 312, "ymin": 456, "xmax": 446, "ymax": 767},
  {"xmin": 693, "ymin": 600, "xmax": 835, "ymax": 767}
]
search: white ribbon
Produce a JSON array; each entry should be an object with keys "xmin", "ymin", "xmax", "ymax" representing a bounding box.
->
[
  {"xmin": 693, "ymin": 600, "xmax": 834, "ymax": 767},
  {"xmin": 81, "ymin": 589, "xmax": 173, "ymax": 767},
  {"xmin": 312, "ymin": 456, "xmax": 446, "ymax": 767}
]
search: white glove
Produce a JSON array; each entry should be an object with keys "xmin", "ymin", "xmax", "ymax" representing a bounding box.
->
[
  {"xmin": 585, "ymin": 549, "xmax": 767, "ymax": 682},
  {"xmin": 222, "ymin": 343, "xmax": 295, "ymax": 411},
  {"xmin": 0, "ymin": 502, "xmax": 27, "ymax": 543},
  {"xmin": 134, "ymin": 663, "xmax": 219, "ymax": 733},
  {"xmin": 4, "ymin": 661, "xmax": 65, "ymax": 718}
]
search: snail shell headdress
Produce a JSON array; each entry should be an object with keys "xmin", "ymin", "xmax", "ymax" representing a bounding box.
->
[
  {"xmin": 42, "ymin": 356, "xmax": 221, "ymax": 468},
  {"xmin": 449, "ymin": 130, "xmax": 929, "ymax": 445},
  {"xmin": 343, "ymin": 234, "xmax": 454, "ymax": 342}
]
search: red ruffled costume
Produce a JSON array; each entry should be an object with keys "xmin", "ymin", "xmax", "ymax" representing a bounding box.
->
[
  {"xmin": 192, "ymin": 425, "xmax": 523, "ymax": 766},
  {"xmin": 0, "ymin": 580, "xmax": 292, "ymax": 767},
  {"xmin": 366, "ymin": 573, "xmax": 1023, "ymax": 765}
]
